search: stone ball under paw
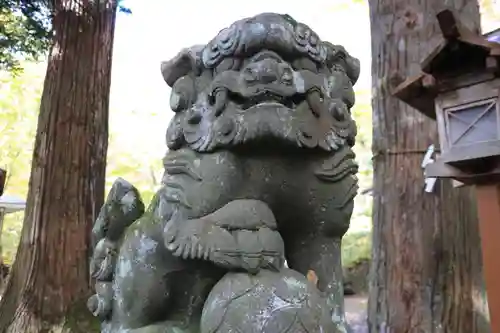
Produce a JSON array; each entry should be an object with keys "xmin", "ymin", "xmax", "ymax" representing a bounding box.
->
[{"xmin": 200, "ymin": 268, "xmax": 338, "ymax": 333}]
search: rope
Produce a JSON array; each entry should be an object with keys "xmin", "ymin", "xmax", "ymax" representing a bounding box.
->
[{"xmin": 371, "ymin": 148, "xmax": 440, "ymax": 160}]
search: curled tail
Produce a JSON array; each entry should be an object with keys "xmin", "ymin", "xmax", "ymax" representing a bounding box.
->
[{"xmin": 87, "ymin": 178, "xmax": 145, "ymax": 320}]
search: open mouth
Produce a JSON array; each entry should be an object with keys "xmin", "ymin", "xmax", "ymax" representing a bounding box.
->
[{"xmin": 228, "ymin": 90, "xmax": 306, "ymax": 110}]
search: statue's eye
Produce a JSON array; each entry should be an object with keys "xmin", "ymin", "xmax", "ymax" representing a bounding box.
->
[
  {"xmin": 170, "ymin": 76, "xmax": 195, "ymax": 112},
  {"xmin": 170, "ymin": 91, "xmax": 191, "ymax": 113},
  {"xmin": 281, "ymin": 69, "xmax": 293, "ymax": 84},
  {"xmin": 170, "ymin": 91, "xmax": 182, "ymax": 112},
  {"xmin": 296, "ymin": 24, "xmax": 308, "ymax": 39},
  {"xmin": 292, "ymin": 58, "xmax": 318, "ymax": 73},
  {"xmin": 309, "ymin": 33, "xmax": 319, "ymax": 46}
]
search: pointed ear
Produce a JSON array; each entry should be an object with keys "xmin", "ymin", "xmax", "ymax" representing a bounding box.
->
[
  {"xmin": 324, "ymin": 43, "xmax": 361, "ymax": 85},
  {"xmin": 344, "ymin": 55, "xmax": 360, "ymax": 86},
  {"xmin": 160, "ymin": 45, "xmax": 204, "ymax": 87}
]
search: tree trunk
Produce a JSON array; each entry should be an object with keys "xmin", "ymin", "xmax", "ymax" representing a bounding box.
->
[
  {"xmin": 368, "ymin": 1, "xmax": 490, "ymax": 333},
  {"xmin": 0, "ymin": 1, "xmax": 117, "ymax": 332}
]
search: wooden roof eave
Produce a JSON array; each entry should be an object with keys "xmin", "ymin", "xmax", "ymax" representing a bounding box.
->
[{"xmin": 421, "ymin": 9, "xmax": 500, "ymax": 74}]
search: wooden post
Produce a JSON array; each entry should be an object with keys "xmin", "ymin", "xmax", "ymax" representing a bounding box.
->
[
  {"xmin": 476, "ymin": 184, "xmax": 500, "ymax": 333},
  {"xmin": 0, "ymin": 168, "xmax": 6, "ymax": 197}
]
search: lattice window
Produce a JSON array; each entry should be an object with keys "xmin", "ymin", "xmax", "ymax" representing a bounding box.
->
[{"xmin": 444, "ymin": 98, "xmax": 499, "ymax": 147}]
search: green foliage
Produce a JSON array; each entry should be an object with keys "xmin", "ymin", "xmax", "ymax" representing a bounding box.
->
[
  {"xmin": 1, "ymin": 213, "xmax": 21, "ymax": 264},
  {"xmin": 106, "ymin": 132, "xmax": 161, "ymax": 206},
  {"xmin": 0, "ymin": 0, "xmax": 132, "ymax": 73},
  {"xmin": 339, "ymin": 88, "xmax": 373, "ymax": 268},
  {"xmin": 0, "ymin": 1, "xmax": 51, "ymax": 73},
  {"xmin": 350, "ymin": 88, "xmax": 373, "ymax": 232},
  {"xmin": 0, "ymin": 60, "xmax": 161, "ymax": 264},
  {"xmin": 342, "ymin": 230, "xmax": 372, "ymax": 269},
  {"xmin": 0, "ymin": 61, "xmax": 44, "ymax": 263}
]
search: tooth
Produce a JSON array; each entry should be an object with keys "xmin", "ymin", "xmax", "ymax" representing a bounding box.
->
[
  {"xmin": 213, "ymin": 87, "xmax": 228, "ymax": 117},
  {"xmin": 306, "ymin": 90, "xmax": 323, "ymax": 118}
]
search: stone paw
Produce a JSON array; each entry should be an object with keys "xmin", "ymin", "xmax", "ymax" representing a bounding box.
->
[
  {"xmin": 164, "ymin": 218, "xmax": 236, "ymax": 261},
  {"xmin": 87, "ymin": 281, "xmax": 113, "ymax": 320}
]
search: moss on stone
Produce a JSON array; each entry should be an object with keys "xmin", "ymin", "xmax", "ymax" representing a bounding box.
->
[{"xmin": 61, "ymin": 301, "xmax": 101, "ymax": 333}]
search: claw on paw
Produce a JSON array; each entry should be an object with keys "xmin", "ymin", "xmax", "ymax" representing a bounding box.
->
[
  {"xmin": 162, "ymin": 208, "xmax": 286, "ymax": 275},
  {"xmin": 164, "ymin": 218, "xmax": 227, "ymax": 262}
]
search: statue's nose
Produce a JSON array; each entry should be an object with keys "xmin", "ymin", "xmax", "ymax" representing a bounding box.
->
[{"xmin": 243, "ymin": 58, "xmax": 280, "ymax": 84}]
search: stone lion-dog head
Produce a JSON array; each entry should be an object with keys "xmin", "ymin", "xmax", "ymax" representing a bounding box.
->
[{"xmin": 161, "ymin": 13, "xmax": 360, "ymax": 154}]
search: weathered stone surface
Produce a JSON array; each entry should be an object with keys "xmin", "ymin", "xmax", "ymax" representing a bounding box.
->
[
  {"xmin": 201, "ymin": 269, "xmax": 338, "ymax": 333},
  {"xmin": 88, "ymin": 12, "xmax": 359, "ymax": 333}
]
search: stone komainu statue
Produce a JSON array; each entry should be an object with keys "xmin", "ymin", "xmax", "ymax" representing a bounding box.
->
[{"xmin": 88, "ymin": 13, "xmax": 360, "ymax": 333}]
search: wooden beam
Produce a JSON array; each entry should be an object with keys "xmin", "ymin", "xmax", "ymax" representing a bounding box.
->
[
  {"xmin": 392, "ymin": 73, "xmax": 437, "ymax": 119},
  {"xmin": 425, "ymin": 160, "xmax": 500, "ymax": 185},
  {"xmin": 436, "ymin": 9, "xmax": 483, "ymax": 44},
  {"xmin": 475, "ymin": 184, "xmax": 500, "ymax": 333},
  {"xmin": 436, "ymin": 9, "xmax": 461, "ymax": 40}
]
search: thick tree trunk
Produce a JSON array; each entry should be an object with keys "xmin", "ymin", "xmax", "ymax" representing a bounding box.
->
[
  {"xmin": 368, "ymin": 1, "xmax": 490, "ymax": 333},
  {"xmin": 0, "ymin": 1, "xmax": 117, "ymax": 332}
]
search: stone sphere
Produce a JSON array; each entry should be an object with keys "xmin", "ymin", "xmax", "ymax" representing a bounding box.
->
[{"xmin": 200, "ymin": 268, "xmax": 338, "ymax": 333}]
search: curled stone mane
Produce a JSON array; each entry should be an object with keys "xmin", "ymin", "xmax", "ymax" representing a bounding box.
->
[{"xmin": 161, "ymin": 13, "xmax": 360, "ymax": 153}]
